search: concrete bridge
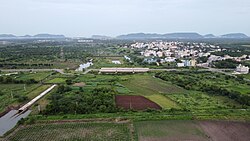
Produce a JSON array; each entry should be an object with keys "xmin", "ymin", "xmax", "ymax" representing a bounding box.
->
[{"xmin": 18, "ymin": 84, "xmax": 57, "ymax": 113}]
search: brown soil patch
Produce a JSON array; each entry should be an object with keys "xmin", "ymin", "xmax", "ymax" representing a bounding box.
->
[
  {"xmin": 115, "ymin": 95, "xmax": 162, "ymax": 110},
  {"xmin": 73, "ymin": 82, "xmax": 85, "ymax": 87},
  {"xmin": 199, "ymin": 121, "xmax": 250, "ymax": 141}
]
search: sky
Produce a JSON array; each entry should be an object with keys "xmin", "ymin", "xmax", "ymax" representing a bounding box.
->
[{"xmin": 0, "ymin": 0, "xmax": 250, "ymax": 37}]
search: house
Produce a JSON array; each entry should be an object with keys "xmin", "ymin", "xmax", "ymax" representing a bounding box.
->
[
  {"xmin": 164, "ymin": 57, "xmax": 176, "ymax": 62},
  {"xmin": 184, "ymin": 60, "xmax": 191, "ymax": 67},
  {"xmin": 190, "ymin": 59, "xmax": 197, "ymax": 67},
  {"xmin": 144, "ymin": 58, "xmax": 157, "ymax": 64},
  {"xmin": 177, "ymin": 63, "xmax": 185, "ymax": 67},
  {"xmin": 75, "ymin": 62, "xmax": 93, "ymax": 71},
  {"xmin": 235, "ymin": 64, "xmax": 249, "ymax": 74}
]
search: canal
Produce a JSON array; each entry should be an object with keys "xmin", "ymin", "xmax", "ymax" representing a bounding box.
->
[{"xmin": 0, "ymin": 110, "xmax": 31, "ymax": 136}]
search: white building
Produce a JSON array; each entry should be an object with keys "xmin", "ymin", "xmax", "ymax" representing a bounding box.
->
[
  {"xmin": 75, "ymin": 62, "xmax": 93, "ymax": 71},
  {"xmin": 177, "ymin": 63, "xmax": 185, "ymax": 67},
  {"xmin": 235, "ymin": 64, "xmax": 249, "ymax": 74},
  {"xmin": 112, "ymin": 60, "xmax": 122, "ymax": 64}
]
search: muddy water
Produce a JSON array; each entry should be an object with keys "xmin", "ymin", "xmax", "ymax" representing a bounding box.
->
[{"xmin": 0, "ymin": 110, "xmax": 31, "ymax": 136}]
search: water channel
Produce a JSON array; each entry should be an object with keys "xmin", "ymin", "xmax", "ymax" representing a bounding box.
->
[{"xmin": 0, "ymin": 110, "xmax": 31, "ymax": 136}]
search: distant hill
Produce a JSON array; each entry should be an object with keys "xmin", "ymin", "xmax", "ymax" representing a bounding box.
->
[
  {"xmin": 117, "ymin": 32, "xmax": 249, "ymax": 39},
  {"xmin": 91, "ymin": 35, "xmax": 112, "ymax": 39},
  {"xmin": 0, "ymin": 34, "xmax": 66, "ymax": 39},
  {"xmin": 221, "ymin": 33, "xmax": 249, "ymax": 38},
  {"xmin": 117, "ymin": 32, "xmax": 203, "ymax": 39},
  {"xmin": 162, "ymin": 33, "xmax": 203, "ymax": 39},
  {"xmin": 117, "ymin": 33, "xmax": 161, "ymax": 39},
  {"xmin": 0, "ymin": 34, "xmax": 16, "ymax": 38},
  {"xmin": 204, "ymin": 34, "xmax": 216, "ymax": 38},
  {"xmin": 33, "ymin": 34, "xmax": 65, "ymax": 38}
]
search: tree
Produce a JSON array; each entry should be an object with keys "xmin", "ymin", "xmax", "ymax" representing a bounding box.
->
[{"xmin": 65, "ymin": 79, "xmax": 72, "ymax": 85}]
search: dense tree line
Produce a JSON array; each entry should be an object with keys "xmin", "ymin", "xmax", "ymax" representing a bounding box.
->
[
  {"xmin": 211, "ymin": 59, "xmax": 239, "ymax": 69},
  {"xmin": 44, "ymin": 86, "xmax": 117, "ymax": 115},
  {"xmin": 0, "ymin": 76, "xmax": 37, "ymax": 84},
  {"xmin": 0, "ymin": 63, "xmax": 53, "ymax": 69},
  {"xmin": 201, "ymin": 84, "xmax": 250, "ymax": 105}
]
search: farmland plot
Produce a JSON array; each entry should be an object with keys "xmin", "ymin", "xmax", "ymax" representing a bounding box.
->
[
  {"xmin": 135, "ymin": 120, "xmax": 209, "ymax": 141},
  {"xmin": 5, "ymin": 122, "xmax": 131, "ymax": 141},
  {"xmin": 115, "ymin": 95, "xmax": 162, "ymax": 110}
]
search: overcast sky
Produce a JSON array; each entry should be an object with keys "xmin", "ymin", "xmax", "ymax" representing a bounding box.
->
[{"xmin": 0, "ymin": 0, "xmax": 250, "ymax": 37}]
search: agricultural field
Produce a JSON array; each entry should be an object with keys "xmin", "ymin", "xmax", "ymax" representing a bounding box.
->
[
  {"xmin": 45, "ymin": 73, "xmax": 75, "ymax": 84},
  {"xmin": 121, "ymin": 75, "xmax": 184, "ymax": 95},
  {"xmin": 115, "ymin": 95, "xmax": 162, "ymax": 110},
  {"xmin": 2, "ymin": 120, "xmax": 249, "ymax": 141},
  {"xmin": 135, "ymin": 120, "xmax": 250, "ymax": 141},
  {"xmin": 145, "ymin": 94, "xmax": 180, "ymax": 110},
  {"xmin": 168, "ymin": 91, "xmax": 243, "ymax": 111},
  {"xmin": 0, "ymin": 84, "xmax": 40, "ymax": 112},
  {"xmin": 120, "ymin": 74, "xmax": 184, "ymax": 109},
  {"xmin": 155, "ymin": 71, "xmax": 250, "ymax": 106},
  {"xmin": 4, "ymin": 122, "xmax": 131, "ymax": 141},
  {"xmin": 199, "ymin": 121, "xmax": 250, "ymax": 141},
  {"xmin": 73, "ymin": 74, "xmax": 183, "ymax": 110},
  {"xmin": 45, "ymin": 77, "xmax": 68, "ymax": 84},
  {"xmin": 0, "ymin": 71, "xmax": 57, "ymax": 113},
  {"xmin": 0, "ymin": 84, "xmax": 52, "ymax": 113},
  {"xmin": 14, "ymin": 72, "xmax": 52, "ymax": 82},
  {"xmin": 135, "ymin": 120, "xmax": 209, "ymax": 141},
  {"xmin": 241, "ymin": 73, "xmax": 250, "ymax": 79}
]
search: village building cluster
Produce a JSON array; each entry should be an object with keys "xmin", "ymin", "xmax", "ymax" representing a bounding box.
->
[{"xmin": 123, "ymin": 41, "xmax": 250, "ymax": 74}]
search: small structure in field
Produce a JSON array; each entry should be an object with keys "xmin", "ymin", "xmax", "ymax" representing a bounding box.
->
[
  {"xmin": 73, "ymin": 82, "xmax": 86, "ymax": 87},
  {"xmin": 112, "ymin": 60, "xmax": 122, "ymax": 64}
]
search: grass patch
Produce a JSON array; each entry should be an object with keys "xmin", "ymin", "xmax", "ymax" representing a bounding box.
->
[
  {"xmin": 121, "ymin": 75, "xmax": 184, "ymax": 96},
  {"xmin": 145, "ymin": 94, "xmax": 180, "ymax": 109},
  {"xmin": 168, "ymin": 91, "xmax": 243, "ymax": 111},
  {"xmin": 46, "ymin": 78, "xmax": 67, "ymax": 84}
]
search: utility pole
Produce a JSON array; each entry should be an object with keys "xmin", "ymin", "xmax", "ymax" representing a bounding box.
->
[
  {"xmin": 11, "ymin": 90, "xmax": 13, "ymax": 99},
  {"xmin": 38, "ymin": 105, "xmax": 41, "ymax": 113},
  {"xmin": 24, "ymin": 84, "xmax": 26, "ymax": 91}
]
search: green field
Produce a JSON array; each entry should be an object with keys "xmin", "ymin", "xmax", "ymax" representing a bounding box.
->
[
  {"xmin": 74, "ymin": 74, "xmax": 183, "ymax": 109},
  {"xmin": 26, "ymin": 85, "xmax": 51, "ymax": 99},
  {"xmin": 15, "ymin": 72, "xmax": 51, "ymax": 81},
  {"xmin": 0, "ymin": 84, "xmax": 52, "ymax": 113},
  {"xmin": 241, "ymin": 74, "xmax": 250, "ymax": 79},
  {"xmin": 168, "ymin": 91, "xmax": 243, "ymax": 111},
  {"xmin": 120, "ymin": 74, "xmax": 184, "ymax": 109},
  {"xmin": 145, "ymin": 94, "xmax": 180, "ymax": 109},
  {"xmin": 46, "ymin": 77, "xmax": 68, "ymax": 83},
  {"xmin": 5, "ymin": 122, "xmax": 131, "ymax": 141},
  {"xmin": 0, "ymin": 84, "xmax": 40, "ymax": 112},
  {"xmin": 135, "ymin": 120, "xmax": 208, "ymax": 141},
  {"xmin": 121, "ymin": 75, "xmax": 184, "ymax": 95}
]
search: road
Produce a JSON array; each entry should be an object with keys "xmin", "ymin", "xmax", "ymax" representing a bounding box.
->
[{"xmin": 83, "ymin": 68, "xmax": 234, "ymax": 73}]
